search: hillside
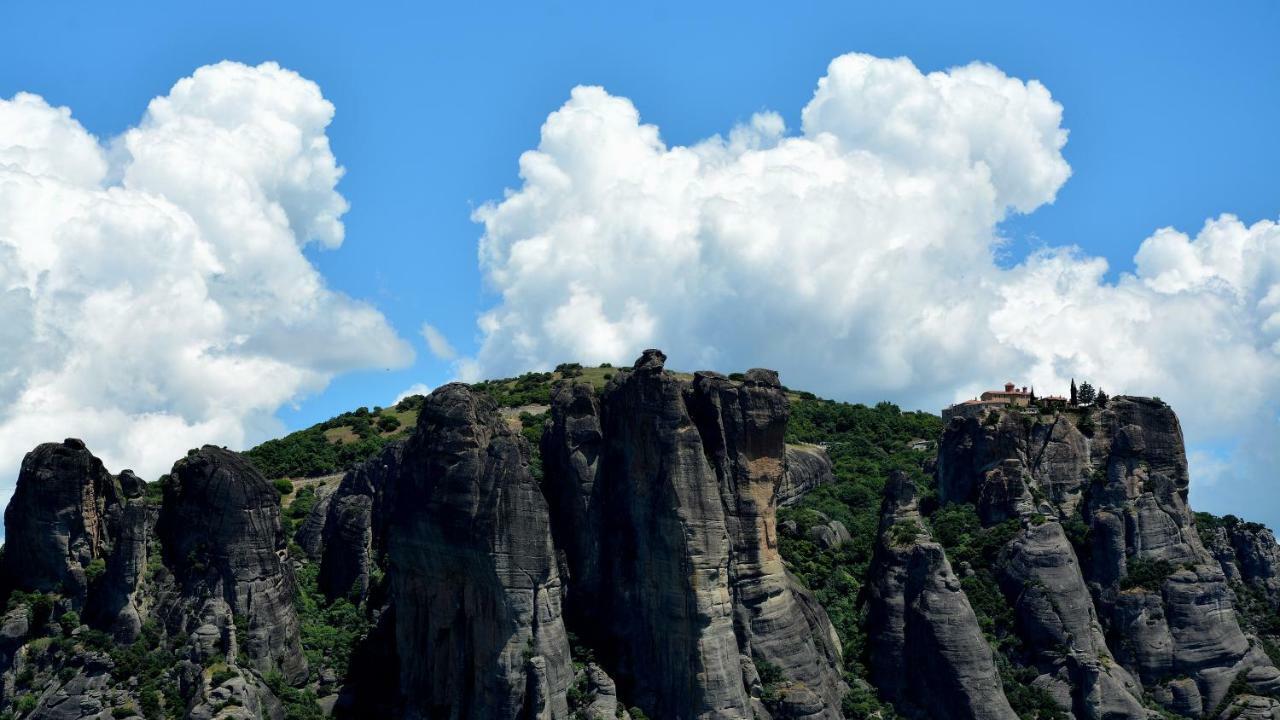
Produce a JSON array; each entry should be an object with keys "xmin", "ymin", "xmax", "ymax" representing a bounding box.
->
[{"xmin": 244, "ymin": 363, "xmax": 645, "ymax": 480}]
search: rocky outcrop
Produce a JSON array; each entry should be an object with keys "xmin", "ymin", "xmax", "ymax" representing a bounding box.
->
[
  {"xmin": 866, "ymin": 471, "xmax": 1017, "ymax": 720},
  {"xmin": 2, "ymin": 440, "xmax": 123, "ymax": 607},
  {"xmin": 157, "ymin": 446, "xmax": 307, "ymax": 684},
  {"xmin": 318, "ymin": 442, "xmax": 402, "ymax": 601},
  {"xmin": 938, "ymin": 398, "xmax": 1279, "ymax": 717},
  {"xmin": 389, "ymin": 384, "xmax": 573, "ymax": 719},
  {"xmin": 996, "ymin": 519, "xmax": 1149, "ymax": 718},
  {"xmin": 1202, "ymin": 516, "xmax": 1280, "ymax": 612},
  {"xmin": 293, "ymin": 483, "xmax": 335, "ymax": 561},
  {"xmin": 778, "ymin": 444, "xmax": 833, "ymax": 507},
  {"xmin": 543, "ymin": 350, "xmax": 844, "ymax": 720},
  {"xmin": 1, "ymin": 439, "xmax": 153, "ymax": 642}
]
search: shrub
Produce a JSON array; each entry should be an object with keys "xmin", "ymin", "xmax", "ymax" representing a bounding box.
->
[
  {"xmin": 755, "ymin": 659, "xmax": 785, "ymax": 704},
  {"xmin": 210, "ymin": 665, "xmax": 238, "ymax": 687},
  {"xmin": 58, "ymin": 610, "xmax": 80, "ymax": 636},
  {"xmin": 273, "ymin": 479, "xmax": 294, "ymax": 496},
  {"xmin": 890, "ymin": 521, "xmax": 919, "ymax": 547},
  {"xmin": 15, "ymin": 694, "xmax": 37, "ymax": 714},
  {"xmin": 1120, "ymin": 558, "xmax": 1176, "ymax": 591},
  {"xmin": 84, "ymin": 558, "xmax": 107, "ymax": 583},
  {"xmin": 28, "ymin": 594, "xmax": 53, "ymax": 629}
]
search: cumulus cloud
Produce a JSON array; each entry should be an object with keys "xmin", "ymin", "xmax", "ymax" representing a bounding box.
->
[
  {"xmin": 420, "ymin": 323, "xmax": 457, "ymax": 360},
  {"xmin": 393, "ymin": 383, "xmax": 432, "ymax": 405},
  {"xmin": 0, "ymin": 61, "xmax": 412, "ymax": 500},
  {"xmin": 468, "ymin": 52, "xmax": 1280, "ymax": 527}
]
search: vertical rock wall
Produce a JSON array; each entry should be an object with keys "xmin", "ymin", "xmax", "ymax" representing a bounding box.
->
[
  {"xmin": 543, "ymin": 350, "xmax": 844, "ymax": 720},
  {"xmin": 158, "ymin": 446, "xmax": 308, "ymax": 684},
  {"xmin": 388, "ymin": 384, "xmax": 574, "ymax": 720},
  {"xmin": 938, "ymin": 398, "xmax": 1280, "ymax": 717}
]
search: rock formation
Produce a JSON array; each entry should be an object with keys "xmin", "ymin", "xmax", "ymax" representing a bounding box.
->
[
  {"xmin": 778, "ymin": 444, "xmax": 834, "ymax": 507},
  {"xmin": 388, "ymin": 384, "xmax": 574, "ymax": 719},
  {"xmin": 3, "ymin": 355, "xmax": 1279, "ymax": 720},
  {"xmin": 158, "ymin": 446, "xmax": 308, "ymax": 684},
  {"xmin": 866, "ymin": 471, "xmax": 1017, "ymax": 720},
  {"xmin": 0, "ymin": 439, "xmax": 152, "ymax": 641},
  {"xmin": 318, "ymin": 441, "xmax": 402, "ymax": 601},
  {"xmin": 938, "ymin": 398, "xmax": 1280, "ymax": 717},
  {"xmin": 542, "ymin": 350, "xmax": 845, "ymax": 720}
]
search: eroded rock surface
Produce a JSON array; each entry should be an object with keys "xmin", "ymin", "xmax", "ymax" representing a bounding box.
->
[
  {"xmin": 319, "ymin": 441, "xmax": 402, "ymax": 601},
  {"xmin": 938, "ymin": 398, "xmax": 1279, "ymax": 717},
  {"xmin": 866, "ymin": 471, "xmax": 1017, "ymax": 720},
  {"xmin": 543, "ymin": 351, "xmax": 844, "ymax": 720},
  {"xmin": 778, "ymin": 444, "xmax": 833, "ymax": 507},
  {"xmin": 158, "ymin": 446, "xmax": 307, "ymax": 684},
  {"xmin": 1, "ymin": 440, "xmax": 153, "ymax": 642},
  {"xmin": 389, "ymin": 384, "xmax": 573, "ymax": 719}
]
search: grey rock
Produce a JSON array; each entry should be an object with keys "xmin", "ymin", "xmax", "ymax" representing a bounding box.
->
[
  {"xmin": 778, "ymin": 445, "xmax": 834, "ymax": 507},
  {"xmin": 1216, "ymin": 694, "xmax": 1280, "ymax": 719},
  {"xmin": 157, "ymin": 446, "xmax": 307, "ymax": 683},
  {"xmin": 2, "ymin": 439, "xmax": 122, "ymax": 606},
  {"xmin": 389, "ymin": 383, "xmax": 573, "ymax": 719},
  {"xmin": 0, "ymin": 440, "xmax": 153, "ymax": 643},
  {"xmin": 291, "ymin": 483, "xmax": 334, "ymax": 561},
  {"xmin": 938, "ymin": 397, "xmax": 1279, "ymax": 717},
  {"xmin": 318, "ymin": 441, "xmax": 402, "ymax": 601},
  {"xmin": 542, "ymin": 355, "xmax": 845, "ymax": 719},
  {"xmin": 996, "ymin": 519, "xmax": 1148, "ymax": 718},
  {"xmin": 866, "ymin": 471, "xmax": 1017, "ymax": 720}
]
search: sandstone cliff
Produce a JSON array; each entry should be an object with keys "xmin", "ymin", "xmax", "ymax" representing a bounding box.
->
[
  {"xmin": 389, "ymin": 383, "xmax": 574, "ymax": 720},
  {"xmin": 2, "ymin": 357, "xmax": 1278, "ymax": 720},
  {"xmin": 866, "ymin": 470, "xmax": 1017, "ymax": 719},
  {"xmin": 542, "ymin": 351, "xmax": 845, "ymax": 720},
  {"xmin": 937, "ymin": 398, "xmax": 1280, "ymax": 718}
]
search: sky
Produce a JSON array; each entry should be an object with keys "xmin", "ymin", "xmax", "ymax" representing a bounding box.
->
[{"xmin": 0, "ymin": 1, "xmax": 1277, "ymax": 527}]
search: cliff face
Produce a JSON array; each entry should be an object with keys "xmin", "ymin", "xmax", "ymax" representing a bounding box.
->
[
  {"xmin": 937, "ymin": 398, "xmax": 1280, "ymax": 718},
  {"xmin": 778, "ymin": 444, "xmax": 834, "ymax": 508},
  {"xmin": 866, "ymin": 471, "xmax": 1017, "ymax": 720},
  {"xmin": 318, "ymin": 441, "xmax": 402, "ymax": 602},
  {"xmin": 542, "ymin": 351, "xmax": 845, "ymax": 720},
  {"xmin": 3, "ymin": 356, "xmax": 1278, "ymax": 720},
  {"xmin": 158, "ymin": 446, "xmax": 308, "ymax": 684},
  {"xmin": 0, "ymin": 441, "xmax": 308, "ymax": 719},
  {"xmin": 0, "ymin": 439, "xmax": 155, "ymax": 648},
  {"xmin": 389, "ymin": 384, "xmax": 574, "ymax": 720}
]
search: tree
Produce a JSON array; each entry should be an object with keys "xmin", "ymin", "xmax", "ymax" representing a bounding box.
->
[
  {"xmin": 1078, "ymin": 382, "xmax": 1096, "ymax": 405},
  {"xmin": 1070, "ymin": 379, "xmax": 1078, "ymax": 406},
  {"xmin": 1096, "ymin": 389, "xmax": 1109, "ymax": 408}
]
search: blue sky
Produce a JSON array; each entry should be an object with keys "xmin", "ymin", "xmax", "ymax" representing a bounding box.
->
[{"xmin": 1, "ymin": 2, "xmax": 1277, "ymax": 523}]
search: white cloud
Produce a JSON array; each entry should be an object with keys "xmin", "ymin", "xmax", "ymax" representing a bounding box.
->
[
  {"xmin": 467, "ymin": 52, "xmax": 1280, "ymax": 528},
  {"xmin": 393, "ymin": 383, "xmax": 432, "ymax": 405},
  {"xmin": 420, "ymin": 322, "xmax": 457, "ymax": 360},
  {"xmin": 0, "ymin": 61, "xmax": 412, "ymax": 499}
]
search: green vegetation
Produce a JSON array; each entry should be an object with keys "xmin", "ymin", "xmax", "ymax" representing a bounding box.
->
[
  {"xmin": 777, "ymin": 396, "xmax": 940, "ymax": 717},
  {"xmin": 472, "ymin": 372, "xmax": 556, "ymax": 406},
  {"xmin": 57, "ymin": 610, "xmax": 79, "ymax": 635},
  {"xmin": 755, "ymin": 659, "xmax": 785, "ymax": 706},
  {"xmin": 84, "ymin": 557, "xmax": 107, "ymax": 583},
  {"xmin": 928, "ymin": 504, "xmax": 1068, "ymax": 719},
  {"xmin": 264, "ymin": 671, "xmax": 323, "ymax": 720},
  {"xmin": 280, "ymin": 484, "xmax": 319, "ymax": 537},
  {"xmin": 245, "ymin": 401, "xmax": 418, "ymax": 479},
  {"xmin": 293, "ymin": 561, "xmax": 370, "ymax": 677},
  {"xmin": 1119, "ymin": 558, "xmax": 1175, "ymax": 591},
  {"xmin": 209, "ymin": 665, "xmax": 238, "ymax": 687},
  {"xmin": 273, "ymin": 478, "xmax": 294, "ymax": 495}
]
